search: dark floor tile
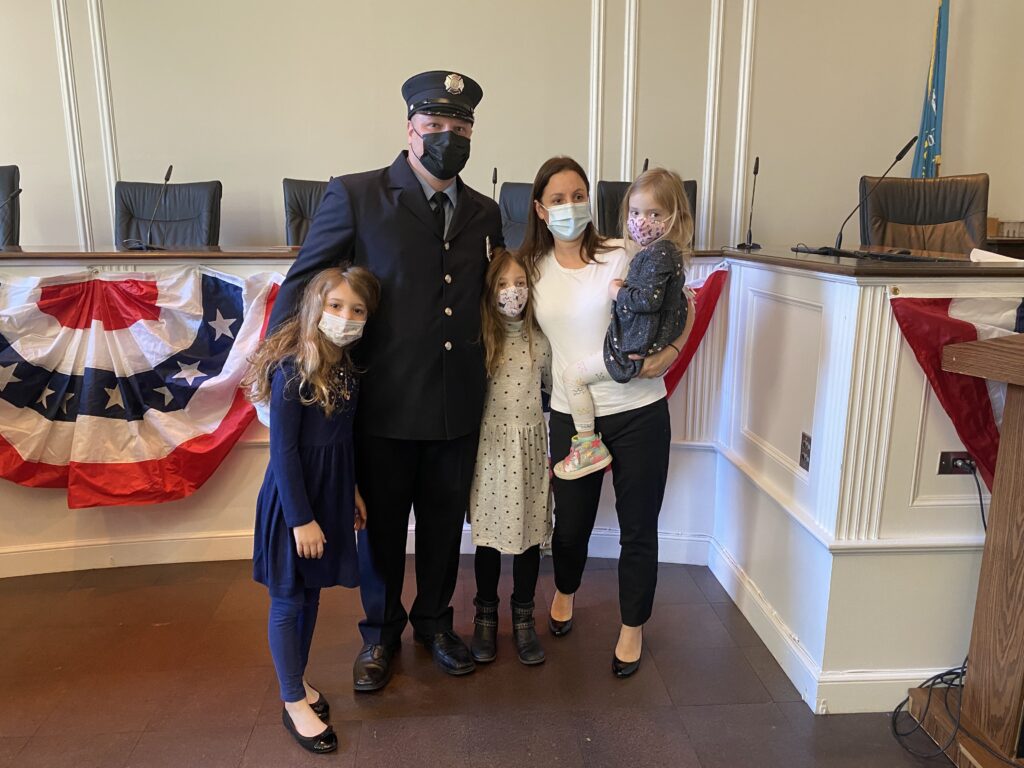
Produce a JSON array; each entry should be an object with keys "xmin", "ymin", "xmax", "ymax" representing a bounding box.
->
[
  {"xmin": 146, "ymin": 666, "xmax": 271, "ymax": 732},
  {"xmin": 466, "ymin": 711, "xmax": 583, "ymax": 767},
  {"xmin": 97, "ymin": 621, "xmax": 206, "ymax": 673},
  {"xmin": 0, "ymin": 737, "xmax": 27, "ymax": 768},
  {"xmin": 355, "ymin": 715, "xmax": 471, "ymax": 767},
  {"xmin": 0, "ymin": 571, "xmax": 78, "ymax": 597},
  {"xmin": 41, "ymin": 671, "xmax": 177, "ymax": 735},
  {"xmin": 678, "ymin": 702, "xmax": 812, "ymax": 768},
  {"xmin": 2, "ymin": 624, "xmax": 132, "ymax": 677},
  {"xmin": 685, "ymin": 565, "xmax": 732, "ymax": 603},
  {"xmin": 741, "ymin": 644, "xmax": 802, "ymax": 703},
  {"xmin": 652, "ymin": 567, "xmax": 708, "ymax": 605},
  {"xmin": 72, "ymin": 566, "xmax": 163, "ymax": 592},
  {"xmin": 152, "ymin": 560, "xmax": 250, "ymax": 586},
  {"xmin": 557, "ymin": 642, "xmax": 674, "ymax": 710},
  {"xmin": 184, "ymin": 620, "xmax": 271, "ymax": 670},
  {"xmin": 240, "ymin": 720, "xmax": 360, "ymax": 767},
  {"xmin": 209, "ymin": 578, "xmax": 269, "ymax": 623},
  {"xmin": 710, "ymin": 600, "xmax": 764, "ymax": 647},
  {"xmin": 123, "ymin": 727, "xmax": 250, "ymax": 768},
  {"xmin": 12, "ymin": 730, "xmax": 140, "ymax": 768},
  {"xmin": 644, "ymin": 602, "xmax": 736, "ymax": 653},
  {"xmin": 777, "ymin": 701, "xmax": 950, "ymax": 767},
  {"xmin": 654, "ymin": 645, "xmax": 772, "ymax": 706},
  {"xmin": 0, "ymin": 675, "xmax": 69, "ymax": 737},
  {"xmin": 577, "ymin": 707, "xmax": 701, "ymax": 768}
]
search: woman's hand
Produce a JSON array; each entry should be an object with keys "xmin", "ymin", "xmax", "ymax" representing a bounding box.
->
[
  {"xmin": 354, "ymin": 485, "xmax": 367, "ymax": 531},
  {"xmin": 632, "ymin": 345, "xmax": 678, "ymax": 378},
  {"xmin": 608, "ymin": 279, "xmax": 624, "ymax": 301},
  {"xmin": 293, "ymin": 520, "xmax": 326, "ymax": 559}
]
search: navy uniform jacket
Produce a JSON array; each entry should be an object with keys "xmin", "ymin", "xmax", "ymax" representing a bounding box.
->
[{"xmin": 268, "ymin": 151, "xmax": 503, "ymax": 441}]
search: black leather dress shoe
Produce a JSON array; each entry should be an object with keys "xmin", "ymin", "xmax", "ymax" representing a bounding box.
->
[
  {"xmin": 612, "ymin": 649, "xmax": 642, "ymax": 678},
  {"xmin": 282, "ymin": 707, "xmax": 338, "ymax": 753},
  {"xmin": 353, "ymin": 641, "xmax": 398, "ymax": 692},
  {"xmin": 414, "ymin": 630, "xmax": 476, "ymax": 676},
  {"xmin": 309, "ymin": 691, "xmax": 329, "ymax": 722}
]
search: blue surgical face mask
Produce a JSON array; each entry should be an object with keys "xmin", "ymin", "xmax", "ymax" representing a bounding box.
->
[{"xmin": 543, "ymin": 202, "xmax": 592, "ymax": 242}]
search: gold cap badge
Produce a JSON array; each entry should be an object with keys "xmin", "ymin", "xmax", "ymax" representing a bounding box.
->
[{"xmin": 445, "ymin": 73, "xmax": 465, "ymax": 95}]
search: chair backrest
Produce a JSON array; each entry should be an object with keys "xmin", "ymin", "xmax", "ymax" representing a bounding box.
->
[
  {"xmin": 498, "ymin": 182, "xmax": 533, "ymax": 251},
  {"xmin": 596, "ymin": 178, "xmax": 698, "ymax": 242},
  {"xmin": 858, "ymin": 173, "xmax": 989, "ymax": 254},
  {"xmin": 283, "ymin": 178, "xmax": 329, "ymax": 246},
  {"xmin": 115, "ymin": 179, "xmax": 223, "ymax": 247},
  {"xmin": 0, "ymin": 165, "xmax": 20, "ymax": 247}
]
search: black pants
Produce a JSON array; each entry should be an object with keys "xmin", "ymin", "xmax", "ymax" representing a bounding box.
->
[
  {"xmin": 549, "ymin": 398, "xmax": 670, "ymax": 627},
  {"xmin": 355, "ymin": 431, "xmax": 478, "ymax": 645},
  {"xmin": 474, "ymin": 545, "xmax": 540, "ymax": 605}
]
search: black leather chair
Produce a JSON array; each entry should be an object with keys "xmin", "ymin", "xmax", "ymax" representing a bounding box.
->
[
  {"xmin": 283, "ymin": 178, "xmax": 329, "ymax": 246},
  {"xmin": 595, "ymin": 179, "xmax": 697, "ymax": 242},
  {"xmin": 0, "ymin": 165, "xmax": 20, "ymax": 247},
  {"xmin": 858, "ymin": 173, "xmax": 989, "ymax": 254},
  {"xmin": 115, "ymin": 179, "xmax": 222, "ymax": 247},
  {"xmin": 498, "ymin": 182, "xmax": 532, "ymax": 250}
]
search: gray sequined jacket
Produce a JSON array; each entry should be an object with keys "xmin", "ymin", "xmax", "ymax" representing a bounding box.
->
[{"xmin": 603, "ymin": 239, "xmax": 687, "ymax": 383}]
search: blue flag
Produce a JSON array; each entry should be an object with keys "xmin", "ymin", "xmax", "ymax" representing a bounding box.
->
[{"xmin": 911, "ymin": 0, "xmax": 949, "ymax": 178}]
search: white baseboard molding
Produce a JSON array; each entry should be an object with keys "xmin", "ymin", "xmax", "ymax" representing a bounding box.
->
[
  {"xmin": 1, "ymin": 526, "xmax": 712, "ymax": 578},
  {"xmin": 708, "ymin": 538, "xmax": 955, "ymax": 714},
  {"xmin": 707, "ymin": 539, "xmax": 824, "ymax": 710},
  {"xmin": 0, "ymin": 529, "xmax": 254, "ymax": 578}
]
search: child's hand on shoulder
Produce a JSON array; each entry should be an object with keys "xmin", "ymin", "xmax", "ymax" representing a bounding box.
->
[
  {"xmin": 608, "ymin": 279, "xmax": 624, "ymax": 301},
  {"xmin": 294, "ymin": 520, "xmax": 326, "ymax": 559}
]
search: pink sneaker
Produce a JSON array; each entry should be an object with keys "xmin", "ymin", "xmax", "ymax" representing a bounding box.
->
[{"xmin": 554, "ymin": 434, "xmax": 613, "ymax": 480}]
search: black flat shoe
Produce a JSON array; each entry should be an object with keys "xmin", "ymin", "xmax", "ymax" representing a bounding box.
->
[
  {"xmin": 414, "ymin": 630, "xmax": 475, "ymax": 676},
  {"xmin": 612, "ymin": 649, "xmax": 642, "ymax": 678},
  {"xmin": 309, "ymin": 691, "xmax": 329, "ymax": 722},
  {"xmin": 282, "ymin": 707, "xmax": 337, "ymax": 754},
  {"xmin": 353, "ymin": 641, "xmax": 398, "ymax": 693},
  {"xmin": 548, "ymin": 594, "xmax": 574, "ymax": 637}
]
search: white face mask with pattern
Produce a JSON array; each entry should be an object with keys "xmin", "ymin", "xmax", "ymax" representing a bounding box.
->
[
  {"xmin": 318, "ymin": 312, "xmax": 364, "ymax": 347},
  {"xmin": 497, "ymin": 286, "xmax": 529, "ymax": 318}
]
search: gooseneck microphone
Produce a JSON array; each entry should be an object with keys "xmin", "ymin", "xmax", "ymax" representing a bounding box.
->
[
  {"xmin": 491, "ymin": 167, "xmax": 497, "ymax": 200},
  {"xmin": 793, "ymin": 135, "xmax": 917, "ymax": 256},
  {"xmin": 642, "ymin": 158, "xmax": 650, "ymax": 172},
  {"xmin": 0, "ymin": 187, "xmax": 22, "ymax": 212},
  {"xmin": 736, "ymin": 156, "xmax": 761, "ymax": 250},
  {"xmin": 124, "ymin": 165, "xmax": 172, "ymax": 251}
]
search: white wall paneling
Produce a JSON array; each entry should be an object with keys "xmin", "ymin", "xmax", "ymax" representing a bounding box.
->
[
  {"xmin": 50, "ymin": 0, "xmax": 94, "ymax": 248},
  {"xmin": 587, "ymin": 0, "xmax": 606, "ymax": 186},
  {"xmin": 86, "ymin": 0, "xmax": 120, "ymax": 237},
  {"xmin": 727, "ymin": 0, "xmax": 756, "ymax": 246},
  {"xmin": 697, "ymin": 0, "xmax": 724, "ymax": 250},
  {"xmin": 619, "ymin": 0, "xmax": 639, "ymax": 180}
]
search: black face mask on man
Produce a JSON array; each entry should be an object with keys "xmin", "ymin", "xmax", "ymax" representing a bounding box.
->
[{"xmin": 413, "ymin": 128, "xmax": 471, "ymax": 180}]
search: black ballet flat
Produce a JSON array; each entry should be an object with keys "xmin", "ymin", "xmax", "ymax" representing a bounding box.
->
[
  {"xmin": 282, "ymin": 707, "xmax": 338, "ymax": 754},
  {"xmin": 309, "ymin": 691, "xmax": 330, "ymax": 723},
  {"xmin": 612, "ymin": 649, "xmax": 642, "ymax": 678}
]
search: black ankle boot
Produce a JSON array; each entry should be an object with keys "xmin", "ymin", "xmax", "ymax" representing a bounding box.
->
[
  {"xmin": 471, "ymin": 597, "xmax": 498, "ymax": 663},
  {"xmin": 511, "ymin": 599, "xmax": 545, "ymax": 665}
]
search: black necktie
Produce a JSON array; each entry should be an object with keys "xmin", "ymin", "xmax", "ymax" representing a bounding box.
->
[{"xmin": 430, "ymin": 191, "xmax": 447, "ymax": 237}]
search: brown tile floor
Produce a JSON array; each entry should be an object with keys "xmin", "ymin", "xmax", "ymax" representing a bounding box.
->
[{"xmin": 0, "ymin": 557, "xmax": 945, "ymax": 767}]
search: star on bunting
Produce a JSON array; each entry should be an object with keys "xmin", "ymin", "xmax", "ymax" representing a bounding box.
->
[
  {"xmin": 104, "ymin": 385, "xmax": 124, "ymax": 410},
  {"xmin": 172, "ymin": 361, "xmax": 206, "ymax": 386},
  {"xmin": 208, "ymin": 309, "xmax": 237, "ymax": 340},
  {"xmin": 0, "ymin": 363, "xmax": 20, "ymax": 392}
]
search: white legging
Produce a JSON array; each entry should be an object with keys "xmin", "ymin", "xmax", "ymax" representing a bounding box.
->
[{"xmin": 562, "ymin": 352, "xmax": 611, "ymax": 435}]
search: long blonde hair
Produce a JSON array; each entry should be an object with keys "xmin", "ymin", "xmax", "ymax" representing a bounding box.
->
[
  {"xmin": 481, "ymin": 248, "xmax": 539, "ymax": 377},
  {"xmin": 244, "ymin": 265, "xmax": 381, "ymax": 415},
  {"xmin": 620, "ymin": 168, "xmax": 694, "ymax": 270}
]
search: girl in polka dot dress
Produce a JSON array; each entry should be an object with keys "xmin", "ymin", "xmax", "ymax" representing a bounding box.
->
[{"xmin": 468, "ymin": 247, "xmax": 552, "ymax": 666}]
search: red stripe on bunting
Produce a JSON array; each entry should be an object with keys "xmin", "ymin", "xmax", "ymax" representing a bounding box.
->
[
  {"xmin": 65, "ymin": 388, "xmax": 256, "ymax": 508},
  {"xmin": 890, "ymin": 297, "xmax": 999, "ymax": 490},
  {"xmin": 664, "ymin": 267, "xmax": 729, "ymax": 398},
  {"xmin": 0, "ymin": 434, "xmax": 70, "ymax": 487},
  {"xmin": 37, "ymin": 279, "xmax": 160, "ymax": 330}
]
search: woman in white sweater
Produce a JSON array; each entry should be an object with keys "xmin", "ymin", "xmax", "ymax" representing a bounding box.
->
[{"xmin": 518, "ymin": 156, "xmax": 687, "ymax": 677}]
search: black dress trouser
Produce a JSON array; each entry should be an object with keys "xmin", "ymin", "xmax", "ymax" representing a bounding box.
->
[
  {"xmin": 549, "ymin": 398, "xmax": 670, "ymax": 627},
  {"xmin": 355, "ymin": 431, "xmax": 479, "ymax": 645}
]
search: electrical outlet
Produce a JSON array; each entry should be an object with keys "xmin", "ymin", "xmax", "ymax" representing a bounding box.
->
[
  {"xmin": 938, "ymin": 451, "xmax": 974, "ymax": 475},
  {"xmin": 799, "ymin": 432, "xmax": 811, "ymax": 471}
]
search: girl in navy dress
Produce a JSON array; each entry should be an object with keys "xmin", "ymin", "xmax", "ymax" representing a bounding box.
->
[{"xmin": 244, "ymin": 265, "xmax": 380, "ymax": 754}]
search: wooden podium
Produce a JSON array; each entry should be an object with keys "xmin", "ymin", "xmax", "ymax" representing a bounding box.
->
[{"xmin": 909, "ymin": 335, "xmax": 1024, "ymax": 766}]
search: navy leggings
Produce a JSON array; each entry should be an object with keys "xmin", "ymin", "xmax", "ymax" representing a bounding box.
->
[{"xmin": 268, "ymin": 587, "xmax": 320, "ymax": 702}]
